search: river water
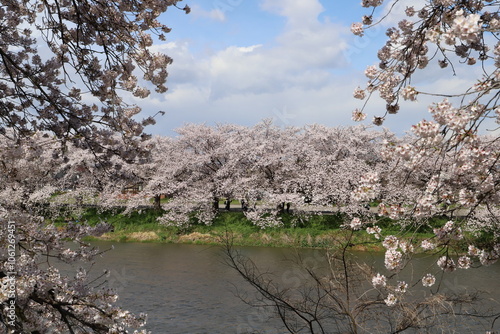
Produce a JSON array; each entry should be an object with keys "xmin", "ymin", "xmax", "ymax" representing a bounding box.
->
[{"xmin": 77, "ymin": 242, "xmax": 499, "ymax": 333}]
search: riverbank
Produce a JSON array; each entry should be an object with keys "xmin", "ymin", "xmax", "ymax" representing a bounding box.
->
[{"xmin": 54, "ymin": 207, "xmax": 477, "ymax": 252}]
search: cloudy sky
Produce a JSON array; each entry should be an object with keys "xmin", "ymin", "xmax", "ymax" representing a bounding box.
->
[{"xmin": 133, "ymin": 0, "xmax": 473, "ymax": 137}]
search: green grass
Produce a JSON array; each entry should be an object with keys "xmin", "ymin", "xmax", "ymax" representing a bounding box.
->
[{"xmin": 46, "ymin": 207, "xmax": 490, "ymax": 252}]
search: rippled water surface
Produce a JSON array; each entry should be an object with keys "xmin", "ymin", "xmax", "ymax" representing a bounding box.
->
[{"xmin": 77, "ymin": 242, "xmax": 500, "ymax": 333}]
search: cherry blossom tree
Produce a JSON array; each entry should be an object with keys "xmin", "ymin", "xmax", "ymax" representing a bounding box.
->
[
  {"xmin": 226, "ymin": 0, "xmax": 499, "ymax": 332},
  {"xmin": 349, "ymin": 0, "xmax": 499, "ymax": 267},
  {"xmin": 0, "ymin": 0, "xmax": 189, "ymax": 332},
  {"xmin": 142, "ymin": 123, "xmax": 249, "ymax": 228},
  {"xmin": 145, "ymin": 121, "xmax": 391, "ymax": 230}
]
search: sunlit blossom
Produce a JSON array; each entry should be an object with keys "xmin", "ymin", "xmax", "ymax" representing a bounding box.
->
[
  {"xmin": 422, "ymin": 273, "xmax": 436, "ymax": 287},
  {"xmin": 372, "ymin": 273, "xmax": 387, "ymax": 288}
]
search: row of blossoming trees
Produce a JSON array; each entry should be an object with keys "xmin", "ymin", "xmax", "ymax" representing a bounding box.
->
[
  {"xmin": 8, "ymin": 116, "xmax": 499, "ymax": 331},
  {"xmin": 116, "ymin": 121, "xmax": 392, "ymax": 228},
  {"xmin": 100, "ymin": 118, "xmax": 499, "ymax": 331},
  {"xmin": 1, "ymin": 0, "xmax": 499, "ymax": 332},
  {"xmin": 3, "ymin": 117, "xmax": 499, "ymax": 332}
]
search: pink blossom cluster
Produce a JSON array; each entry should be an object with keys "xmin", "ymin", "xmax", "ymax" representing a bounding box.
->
[
  {"xmin": 352, "ymin": 109, "xmax": 367, "ymax": 122},
  {"xmin": 437, "ymin": 256, "xmax": 457, "ymax": 272},
  {"xmin": 366, "ymin": 226, "xmax": 382, "ymax": 239},
  {"xmin": 372, "ymin": 273, "xmax": 387, "ymax": 288},
  {"xmin": 382, "ymin": 235, "xmax": 399, "ymax": 250},
  {"xmin": 384, "ymin": 249, "xmax": 404, "ymax": 271},
  {"xmin": 352, "ymin": 172, "xmax": 380, "ymax": 202},
  {"xmin": 468, "ymin": 244, "xmax": 500, "ymax": 266},
  {"xmin": 421, "ymin": 273, "xmax": 436, "ymax": 287},
  {"xmin": 433, "ymin": 221, "xmax": 463, "ymax": 241},
  {"xmin": 449, "ymin": 10, "xmax": 482, "ymax": 43},
  {"xmin": 395, "ymin": 281, "xmax": 408, "ymax": 293},
  {"xmin": 350, "ymin": 22, "xmax": 364, "ymax": 36},
  {"xmin": 384, "ymin": 293, "xmax": 397, "ymax": 307},
  {"xmin": 377, "ymin": 203, "xmax": 406, "ymax": 220},
  {"xmin": 344, "ymin": 217, "xmax": 364, "ymax": 230},
  {"xmin": 411, "ymin": 120, "xmax": 441, "ymax": 139},
  {"xmin": 350, "ymin": 0, "xmax": 498, "ymax": 138},
  {"xmin": 428, "ymin": 99, "xmax": 474, "ymax": 132},
  {"xmin": 421, "ymin": 239, "xmax": 436, "ymax": 250},
  {"xmin": 244, "ymin": 210, "xmax": 284, "ymax": 229}
]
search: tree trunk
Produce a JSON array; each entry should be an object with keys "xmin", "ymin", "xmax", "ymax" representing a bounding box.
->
[{"xmin": 153, "ymin": 194, "xmax": 162, "ymax": 211}]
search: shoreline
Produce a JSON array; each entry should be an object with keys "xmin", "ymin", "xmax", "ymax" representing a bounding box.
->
[
  {"xmin": 85, "ymin": 229, "xmax": 387, "ymax": 251},
  {"xmin": 66, "ymin": 209, "xmax": 478, "ymax": 253}
]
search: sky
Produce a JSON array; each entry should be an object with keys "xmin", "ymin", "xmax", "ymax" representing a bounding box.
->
[{"xmin": 131, "ymin": 0, "xmax": 476, "ymax": 137}]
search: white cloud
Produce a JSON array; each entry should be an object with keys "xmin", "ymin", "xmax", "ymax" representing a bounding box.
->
[
  {"xmin": 377, "ymin": 0, "xmax": 427, "ymax": 26},
  {"xmin": 190, "ymin": 4, "xmax": 226, "ymax": 22},
  {"xmin": 260, "ymin": 0, "xmax": 325, "ymax": 28},
  {"xmin": 138, "ymin": 0, "xmax": 451, "ymax": 137},
  {"xmin": 134, "ymin": 1, "xmax": 370, "ymax": 135}
]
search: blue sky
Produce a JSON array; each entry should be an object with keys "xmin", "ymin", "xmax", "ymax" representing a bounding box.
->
[{"xmin": 134, "ymin": 0, "xmax": 468, "ymax": 137}]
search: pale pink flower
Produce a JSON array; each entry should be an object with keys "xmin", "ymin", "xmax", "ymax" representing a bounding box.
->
[
  {"xmin": 421, "ymin": 239, "xmax": 436, "ymax": 250},
  {"xmin": 422, "ymin": 273, "xmax": 436, "ymax": 287},
  {"xmin": 352, "ymin": 109, "xmax": 367, "ymax": 122},
  {"xmin": 384, "ymin": 293, "xmax": 397, "ymax": 307},
  {"xmin": 353, "ymin": 87, "xmax": 366, "ymax": 100},
  {"xmin": 451, "ymin": 10, "xmax": 481, "ymax": 43},
  {"xmin": 405, "ymin": 6, "xmax": 415, "ymax": 17},
  {"xmin": 364, "ymin": 65, "xmax": 378, "ymax": 79},
  {"xmin": 347, "ymin": 217, "xmax": 363, "ymax": 230},
  {"xmin": 395, "ymin": 281, "xmax": 408, "ymax": 293},
  {"xmin": 411, "ymin": 120, "xmax": 441, "ymax": 138},
  {"xmin": 385, "ymin": 249, "xmax": 403, "ymax": 271},
  {"xmin": 479, "ymin": 250, "xmax": 498, "ymax": 266},
  {"xmin": 437, "ymin": 256, "xmax": 456, "ymax": 272},
  {"xmin": 401, "ymin": 86, "xmax": 418, "ymax": 101},
  {"xmin": 351, "ymin": 22, "xmax": 364, "ymax": 36},
  {"xmin": 366, "ymin": 226, "xmax": 382, "ymax": 239},
  {"xmin": 382, "ymin": 235, "xmax": 399, "ymax": 250},
  {"xmin": 372, "ymin": 273, "xmax": 387, "ymax": 288},
  {"xmin": 468, "ymin": 245, "xmax": 480, "ymax": 257},
  {"xmin": 457, "ymin": 256, "xmax": 471, "ymax": 269},
  {"xmin": 400, "ymin": 241, "xmax": 414, "ymax": 254}
]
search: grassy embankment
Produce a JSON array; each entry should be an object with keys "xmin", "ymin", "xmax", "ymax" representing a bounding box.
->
[{"xmin": 48, "ymin": 205, "xmax": 489, "ymax": 252}]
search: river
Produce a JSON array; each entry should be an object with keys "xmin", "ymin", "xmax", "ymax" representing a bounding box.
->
[{"xmin": 74, "ymin": 241, "xmax": 500, "ymax": 333}]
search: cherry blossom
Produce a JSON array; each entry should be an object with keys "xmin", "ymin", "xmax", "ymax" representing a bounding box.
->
[
  {"xmin": 352, "ymin": 109, "xmax": 367, "ymax": 122},
  {"xmin": 382, "ymin": 235, "xmax": 399, "ymax": 250},
  {"xmin": 372, "ymin": 273, "xmax": 387, "ymax": 288},
  {"xmin": 395, "ymin": 281, "xmax": 408, "ymax": 294},
  {"xmin": 366, "ymin": 226, "xmax": 382, "ymax": 240},
  {"xmin": 437, "ymin": 256, "xmax": 457, "ymax": 272},
  {"xmin": 384, "ymin": 293, "xmax": 397, "ymax": 307},
  {"xmin": 351, "ymin": 22, "xmax": 364, "ymax": 36},
  {"xmin": 384, "ymin": 249, "xmax": 403, "ymax": 271},
  {"xmin": 422, "ymin": 273, "xmax": 436, "ymax": 287},
  {"xmin": 0, "ymin": 0, "xmax": 187, "ymax": 332},
  {"xmin": 421, "ymin": 239, "xmax": 436, "ymax": 251}
]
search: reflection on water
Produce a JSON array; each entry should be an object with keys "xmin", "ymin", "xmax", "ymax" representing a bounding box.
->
[{"xmin": 74, "ymin": 242, "xmax": 500, "ymax": 333}]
